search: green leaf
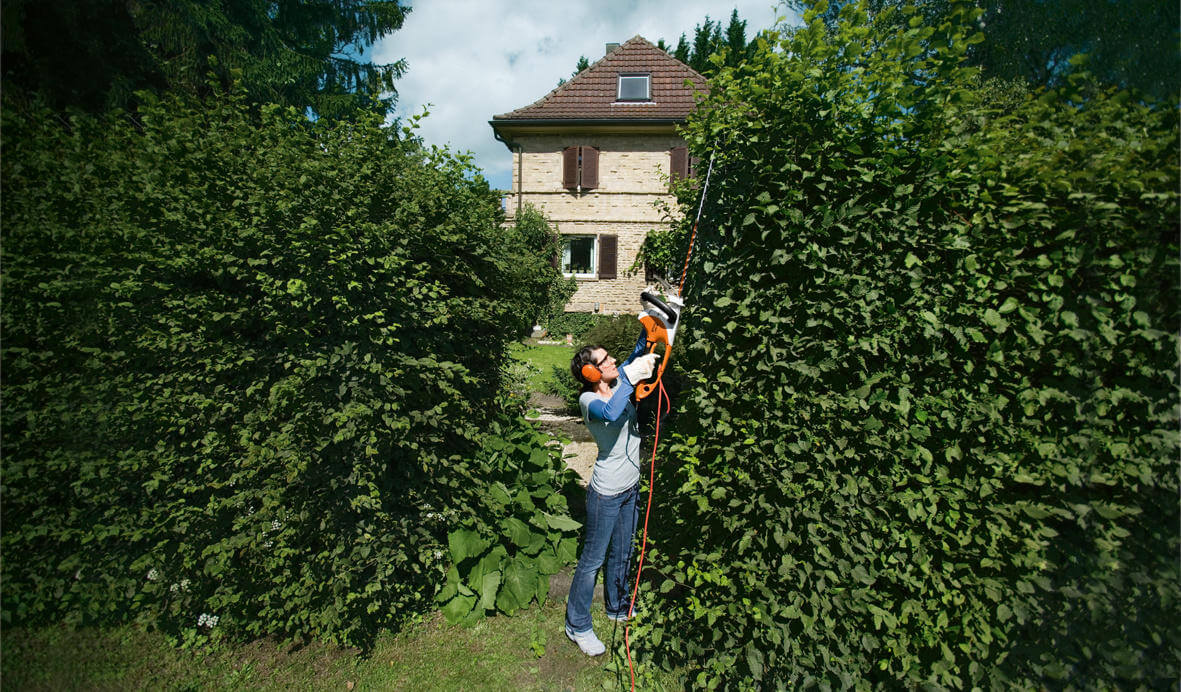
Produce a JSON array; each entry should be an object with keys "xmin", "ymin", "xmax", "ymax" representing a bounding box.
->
[
  {"xmin": 436, "ymin": 565, "xmax": 461, "ymax": 604},
  {"xmin": 448, "ymin": 529, "xmax": 489, "ymax": 564},
  {"xmin": 556, "ymin": 537, "xmax": 578, "ymax": 564},
  {"xmin": 536, "ymin": 550, "xmax": 563, "ymax": 575},
  {"xmin": 479, "ymin": 571, "xmax": 501, "ymax": 611},
  {"xmin": 745, "ymin": 643, "xmax": 764, "ymax": 678},
  {"xmin": 500, "ymin": 558, "xmax": 538, "ymax": 615},
  {"xmin": 998, "ymin": 297, "xmax": 1020, "ymax": 314},
  {"xmin": 488, "ymin": 482, "xmax": 512, "ymax": 507},
  {"xmin": 441, "ymin": 590, "xmax": 478, "ymax": 623},
  {"xmin": 542, "ymin": 512, "xmax": 581, "ymax": 532},
  {"xmin": 982, "ymin": 309, "xmax": 1008, "ymax": 332},
  {"xmin": 502, "ymin": 517, "xmax": 533, "ymax": 547}
]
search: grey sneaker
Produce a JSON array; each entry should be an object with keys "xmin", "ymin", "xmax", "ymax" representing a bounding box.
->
[{"xmin": 565, "ymin": 625, "xmax": 606, "ymax": 656}]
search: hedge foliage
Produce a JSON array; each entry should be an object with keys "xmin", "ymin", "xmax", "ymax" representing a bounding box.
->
[
  {"xmin": 634, "ymin": 3, "xmax": 1179, "ymax": 688},
  {"xmin": 1, "ymin": 90, "xmax": 579, "ymax": 646}
]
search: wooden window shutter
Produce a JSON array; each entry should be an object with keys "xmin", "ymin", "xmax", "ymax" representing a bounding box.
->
[
  {"xmin": 562, "ymin": 146, "xmax": 579, "ymax": 189},
  {"xmin": 598, "ymin": 234, "xmax": 617, "ymax": 279},
  {"xmin": 670, "ymin": 146, "xmax": 689, "ymax": 182},
  {"xmin": 580, "ymin": 146, "xmax": 599, "ymax": 189}
]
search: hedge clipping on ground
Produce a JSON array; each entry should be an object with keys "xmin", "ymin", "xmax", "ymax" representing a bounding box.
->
[{"xmin": 634, "ymin": 3, "xmax": 1179, "ymax": 688}]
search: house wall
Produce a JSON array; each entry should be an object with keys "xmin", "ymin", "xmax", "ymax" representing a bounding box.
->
[{"xmin": 504, "ymin": 133, "xmax": 685, "ymax": 314}]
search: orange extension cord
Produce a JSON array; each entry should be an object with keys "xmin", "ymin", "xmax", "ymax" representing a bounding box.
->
[{"xmin": 624, "ymin": 378, "xmax": 669, "ymax": 690}]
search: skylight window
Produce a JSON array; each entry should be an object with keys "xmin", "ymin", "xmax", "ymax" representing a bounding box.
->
[{"xmin": 617, "ymin": 74, "xmax": 651, "ymax": 101}]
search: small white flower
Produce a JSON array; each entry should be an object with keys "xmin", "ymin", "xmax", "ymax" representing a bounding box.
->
[
  {"xmin": 198, "ymin": 613, "xmax": 219, "ymax": 628},
  {"xmin": 180, "ymin": 579, "xmax": 191, "ymax": 591},
  {"xmin": 433, "ymin": 550, "xmax": 443, "ymax": 560},
  {"xmin": 271, "ymin": 519, "xmax": 281, "ymax": 531},
  {"xmin": 147, "ymin": 569, "xmax": 159, "ymax": 581},
  {"xmin": 170, "ymin": 583, "xmax": 179, "ymax": 593}
]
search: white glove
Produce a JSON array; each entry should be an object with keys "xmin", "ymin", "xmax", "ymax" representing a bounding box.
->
[{"xmin": 621, "ymin": 353, "xmax": 659, "ymax": 384}]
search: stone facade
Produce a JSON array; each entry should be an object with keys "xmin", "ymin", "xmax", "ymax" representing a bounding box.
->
[{"xmin": 503, "ymin": 132, "xmax": 684, "ymax": 314}]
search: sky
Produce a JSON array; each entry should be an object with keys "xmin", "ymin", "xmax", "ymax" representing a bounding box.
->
[{"xmin": 370, "ymin": 1, "xmax": 798, "ymax": 192}]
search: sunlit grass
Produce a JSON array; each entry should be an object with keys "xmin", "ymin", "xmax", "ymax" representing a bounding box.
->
[
  {"xmin": 1, "ymin": 602, "xmax": 684, "ymax": 691},
  {"xmin": 509, "ymin": 340, "xmax": 574, "ymax": 395}
]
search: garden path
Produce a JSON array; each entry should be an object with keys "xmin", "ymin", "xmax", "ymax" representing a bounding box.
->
[{"xmin": 528, "ymin": 392, "xmax": 595, "ymax": 486}]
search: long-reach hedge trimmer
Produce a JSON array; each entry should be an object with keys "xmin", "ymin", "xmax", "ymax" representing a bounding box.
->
[{"xmin": 622, "ymin": 150, "xmax": 715, "ymax": 690}]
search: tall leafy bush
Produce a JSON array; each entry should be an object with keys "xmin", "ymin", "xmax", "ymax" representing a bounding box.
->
[
  {"xmin": 1, "ymin": 91, "xmax": 579, "ymax": 646},
  {"xmin": 633, "ymin": 3, "xmax": 1179, "ymax": 688}
]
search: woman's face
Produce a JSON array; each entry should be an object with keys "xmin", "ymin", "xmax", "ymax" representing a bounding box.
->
[{"xmin": 590, "ymin": 348, "xmax": 618, "ymax": 383}]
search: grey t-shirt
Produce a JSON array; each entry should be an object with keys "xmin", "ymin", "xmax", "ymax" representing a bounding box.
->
[{"xmin": 579, "ymin": 390, "xmax": 642, "ymax": 496}]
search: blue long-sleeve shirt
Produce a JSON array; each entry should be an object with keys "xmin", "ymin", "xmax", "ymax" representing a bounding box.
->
[{"xmin": 579, "ymin": 329, "xmax": 649, "ymax": 495}]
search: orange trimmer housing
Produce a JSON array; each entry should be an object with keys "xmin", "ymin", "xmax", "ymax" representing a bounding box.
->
[
  {"xmin": 635, "ymin": 290, "xmax": 681, "ymax": 402},
  {"xmin": 635, "ymin": 315, "xmax": 672, "ymax": 401}
]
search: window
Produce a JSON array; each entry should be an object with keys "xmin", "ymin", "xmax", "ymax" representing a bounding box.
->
[
  {"xmin": 562, "ymin": 145, "xmax": 599, "ymax": 190},
  {"xmin": 562, "ymin": 236, "xmax": 597, "ymax": 277},
  {"xmin": 617, "ymin": 74, "xmax": 650, "ymax": 101},
  {"xmin": 670, "ymin": 146, "xmax": 699, "ymax": 184},
  {"xmin": 561, "ymin": 234, "xmax": 617, "ymax": 279}
]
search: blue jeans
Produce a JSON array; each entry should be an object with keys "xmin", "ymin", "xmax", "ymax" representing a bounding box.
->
[{"xmin": 565, "ymin": 484, "xmax": 640, "ymax": 633}]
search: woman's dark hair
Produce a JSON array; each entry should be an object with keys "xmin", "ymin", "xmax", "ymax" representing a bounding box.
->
[{"xmin": 570, "ymin": 344, "xmax": 604, "ymax": 392}]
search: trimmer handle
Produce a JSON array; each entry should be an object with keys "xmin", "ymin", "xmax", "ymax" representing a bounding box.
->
[
  {"xmin": 634, "ymin": 343, "xmax": 671, "ymax": 402},
  {"xmin": 640, "ymin": 291, "xmax": 678, "ymax": 326}
]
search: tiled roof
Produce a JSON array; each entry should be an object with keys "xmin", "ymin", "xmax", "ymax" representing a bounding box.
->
[{"xmin": 492, "ymin": 36, "xmax": 708, "ymax": 121}]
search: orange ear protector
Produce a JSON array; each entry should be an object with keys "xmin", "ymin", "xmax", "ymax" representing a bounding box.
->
[{"xmin": 581, "ymin": 363, "xmax": 602, "ymax": 384}]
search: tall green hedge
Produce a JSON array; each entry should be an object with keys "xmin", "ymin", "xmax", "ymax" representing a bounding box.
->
[
  {"xmin": 1, "ymin": 91, "xmax": 579, "ymax": 646},
  {"xmin": 633, "ymin": 3, "xmax": 1179, "ymax": 688}
]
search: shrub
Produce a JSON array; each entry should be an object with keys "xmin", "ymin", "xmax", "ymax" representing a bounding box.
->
[
  {"xmin": 581, "ymin": 314, "xmax": 646, "ymax": 363},
  {"xmin": 633, "ymin": 4, "xmax": 1180, "ymax": 689},
  {"xmin": 0, "ymin": 91, "xmax": 580, "ymax": 647},
  {"xmin": 546, "ymin": 363, "xmax": 583, "ymax": 416},
  {"xmin": 506, "ymin": 205, "xmax": 577, "ymax": 331},
  {"xmin": 547, "ymin": 312, "xmax": 601, "ymax": 341}
]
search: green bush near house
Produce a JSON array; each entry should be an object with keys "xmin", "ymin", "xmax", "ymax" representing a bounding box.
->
[
  {"xmin": 546, "ymin": 312, "xmax": 602, "ymax": 341},
  {"xmin": 510, "ymin": 205, "xmax": 577, "ymax": 331},
  {"xmin": 581, "ymin": 314, "xmax": 647, "ymax": 361},
  {"xmin": 1, "ymin": 90, "xmax": 579, "ymax": 647},
  {"xmin": 634, "ymin": 3, "xmax": 1179, "ymax": 689}
]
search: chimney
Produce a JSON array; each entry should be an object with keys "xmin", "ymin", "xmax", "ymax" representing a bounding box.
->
[{"xmin": 605, "ymin": 42, "xmax": 620, "ymax": 55}]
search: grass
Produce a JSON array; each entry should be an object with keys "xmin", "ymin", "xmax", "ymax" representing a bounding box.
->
[
  {"xmin": 509, "ymin": 339, "xmax": 574, "ymax": 394},
  {"xmin": 1, "ymin": 602, "xmax": 680, "ymax": 691}
]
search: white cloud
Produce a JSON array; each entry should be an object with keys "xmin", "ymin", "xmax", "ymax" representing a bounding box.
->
[{"xmin": 371, "ymin": 1, "xmax": 798, "ymax": 191}]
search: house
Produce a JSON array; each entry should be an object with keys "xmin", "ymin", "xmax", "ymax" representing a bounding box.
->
[{"xmin": 490, "ymin": 36, "xmax": 707, "ymax": 314}]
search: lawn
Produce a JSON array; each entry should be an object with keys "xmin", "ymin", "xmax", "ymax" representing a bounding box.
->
[
  {"xmin": 1, "ymin": 599, "xmax": 682, "ymax": 690},
  {"xmin": 509, "ymin": 339, "xmax": 574, "ymax": 394}
]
